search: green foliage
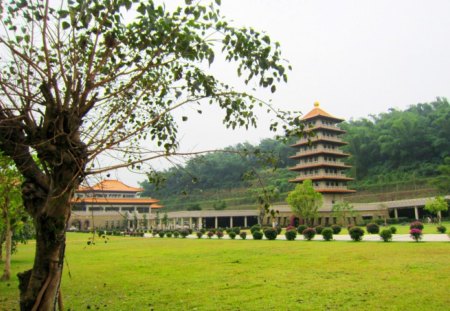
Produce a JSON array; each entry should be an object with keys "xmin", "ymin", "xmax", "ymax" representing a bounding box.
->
[
  {"xmin": 297, "ymin": 225, "xmax": 307, "ymax": 234},
  {"xmin": 332, "ymin": 201, "xmax": 356, "ymax": 226},
  {"xmin": 331, "ymin": 225, "xmax": 341, "ymax": 234},
  {"xmin": 158, "ymin": 231, "xmax": 165, "ymax": 238},
  {"xmin": 213, "ymin": 200, "xmax": 227, "ymax": 211},
  {"xmin": 366, "ymin": 223, "xmax": 380, "ymax": 234},
  {"xmin": 436, "ymin": 225, "xmax": 446, "ymax": 233},
  {"xmin": 250, "ymin": 224, "xmax": 261, "ymax": 234},
  {"xmin": 432, "ymin": 157, "xmax": 450, "ymax": 193},
  {"xmin": 349, "ymin": 227, "xmax": 365, "ymax": 242},
  {"xmin": 187, "ymin": 204, "xmax": 202, "ymax": 211},
  {"xmin": 342, "ymin": 99, "xmax": 450, "ymax": 182},
  {"xmin": 239, "ymin": 232, "xmax": 247, "ymax": 240},
  {"xmin": 389, "ymin": 226, "xmax": 397, "ymax": 234},
  {"xmin": 196, "ymin": 231, "xmax": 203, "ymax": 239},
  {"xmin": 379, "ymin": 229, "xmax": 393, "ymax": 242},
  {"xmin": 314, "ymin": 225, "xmax": 324, "ymax": 234},
  {"xmin": 424, "ymin": 197, "xmax": 448, "ymax": 221},
  {"xmin": 285, "ymin": 229, "xmax": 297, "ymax": 241},
  {"xmin": 263, "ymin": 228, "xmax": 277, "ymax": 240},
  {"xmin": 232, "ymin": 227, "xmax": 241, "ymax": 235},
  {"xmin": 173, "ymin": 231, "xmax": 180, "ymax": 238},
  {"xmin": 228, "ymin": 232, "xmax": 236, "ymax": 239},
  {"xmin": 302, "ymin": 228, "xmax": 316, "ymax": 241},
  {"xmin": 179, "ymin": 229, "xmax": 190, "ymax": 238},
  {"xmin": 252, "ymin": 231, "xmax": 263, "ymax": 240},
  {"xmin": 286, "ymin": 180, "xmax": 323, "ymax": 226},
  {"xmin": 166, "ymin": 231, "xmax": 173, "ymax": 238},
  {"xmin": 321, "ymin": 228, "xmax": 333, "ymax": 241}
]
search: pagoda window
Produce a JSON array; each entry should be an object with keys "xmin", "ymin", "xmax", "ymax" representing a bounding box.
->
[
  {"xmin": 121, "ymin": 207, "xmax": 134, "ymax": 212},
  {"xmin": 105, "ymin": 207, "xmax": 119, "ymax": 212}
]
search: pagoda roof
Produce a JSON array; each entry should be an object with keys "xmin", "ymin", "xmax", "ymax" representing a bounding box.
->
[
  {"xmin": 314, "ymin": 188, "xmax": 356, "ymax": 194},
  {"xmin": 289, "ymin": 163, "xmax": 352, "ymax": 171},
  {"xmin": 78, "ymin": 179, "xmax": 143, "ymax": 193},
  {"xmin": 289, "ymin": 150, "xmax": 351, "ymax": 159},
  {"xmin": 71, "ymin": 197, "xmax": 160, "ymax": 206},
  {"xmin": 289, "ymin": 175, "xmax": 354, "ymax": 182},
  {"xmin": 301, "ymin": 102, "xmax": 344, "ymax": 122},
  {"xmin": 291, "ymin": 139, "xmax": 348, "ymax": 147}
]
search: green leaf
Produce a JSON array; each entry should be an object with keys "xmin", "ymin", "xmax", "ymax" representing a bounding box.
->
[{"xmin": 61, "ymin": 21, "xmax": 70, "ymax": 30}]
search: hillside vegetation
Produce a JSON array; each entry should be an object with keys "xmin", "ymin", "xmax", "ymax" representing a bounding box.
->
[{"xmin": 141, "ymin": 99, "xmax": 450, "ymax": 210}]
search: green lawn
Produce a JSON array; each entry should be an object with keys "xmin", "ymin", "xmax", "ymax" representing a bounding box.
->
[{"xmin": 1, "ymin": 233, "xmax": 449, "ymax": 310}]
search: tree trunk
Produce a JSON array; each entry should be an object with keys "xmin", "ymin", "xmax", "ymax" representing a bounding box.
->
[
  {"xmin": 18, "ymin": 188, "xmax": 72, "ymax": 311},
  {"xmin": 1, "ymin": 225, "xmax": 12, "ymax": 281}
]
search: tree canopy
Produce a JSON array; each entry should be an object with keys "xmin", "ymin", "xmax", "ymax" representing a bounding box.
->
[{"xmin": 286, "ymin": 180, "xmax": 323, "ymax": 226}]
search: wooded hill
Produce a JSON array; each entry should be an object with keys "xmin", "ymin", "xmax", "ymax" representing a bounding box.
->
[{"xmin": 141, "ymin": 99, "xmax": 450, "ymax": 210}]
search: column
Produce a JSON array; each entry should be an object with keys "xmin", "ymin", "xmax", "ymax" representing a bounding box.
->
[
  {"xmin": 215, "ymin": 217, "xmax": 218, "ymax": 228},
  {"xmin": 198, "ymin": 217, "xmax": 203, "ymax": 229},
  {"xmin": 244, "ymin": 216, "xmax": 247, "ymax": 228},
  {"xmin": 414, "ymin": 207, "xmax": 419, "ymax": 220},
  {"xmin": 230, "ymin": 217, "xmax": 233, "ymax": 228},
  {"xmin": 189, "ymin": 217, "xmax": 192, "ymax": 228},
  {"xmin": 394, "ymin": 208, "xmax": 398, "ymax": 219},
  {"xmin": 173, "ymin": 218, "xmax": 176, "ymax": 229}
]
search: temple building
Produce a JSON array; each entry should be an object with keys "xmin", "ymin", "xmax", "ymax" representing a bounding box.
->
[
  {"xmin": 289, "ymin": 102, "xmax": 355, "ymax": 205},
  {"xmin": 69, "ymin": 179, "xmax": 162, "ymax": 231}
]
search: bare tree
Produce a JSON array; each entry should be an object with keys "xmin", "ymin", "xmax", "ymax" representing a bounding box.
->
[{"xmin": 0, "ymin": 1, "xmax": 297, "ymax": 309}]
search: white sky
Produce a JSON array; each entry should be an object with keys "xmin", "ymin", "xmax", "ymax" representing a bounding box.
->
[{"xmin": 105, "ymin": 0, "xmax": 450, "ymax": 186}]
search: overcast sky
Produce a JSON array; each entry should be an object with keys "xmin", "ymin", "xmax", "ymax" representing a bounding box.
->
[{"xmin": 107, "ymin": 0, "xmax": 450, "ymax": 186}]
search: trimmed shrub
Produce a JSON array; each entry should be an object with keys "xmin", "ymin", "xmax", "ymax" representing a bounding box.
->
[
  {"xmin": 158, "ymin": 231, "xmax": 165, "ymax": 238},
  {"xmin": 239, "ymin": 231, "xmax": 247, "ymax": 240},
  {"xmin": 275, "ymin": 226, "xmax": 282, "ymax": 235},
  {"xmin": 410, "ymin": 221, "xmax": 424, "ymax": 230},
  {"xmin": 366, "ymin": 223, "xmax": 380, "ymax": 234},
  {"xmin": 216, "ymin": 231, "xmax": 224, "ymax": 239},
  {"xmin": 173, "ymin": 231, "xmax": 180, "ymax": 238},
  {"xmin": 196, "ymin": 231, "xmax": 203, "ymax": 239},
  {"xmin": 285, "ymin": 229, "xmax": 297, "ymax": 241},
  {"xmin": 389, "ymin": 226, "xmax": 397, "ymax": 234},
  {"xmin": 331, "ymin": 225, "xmax": 341, "ymax": 234},
  {"xmin": 264, "ymin": 228, "xmax": 278, "ymax": 240},
  {"xmin": 229, "ymin": 232, "xmax": 237, "ymax": 239},
  {"xmin": 225, "ymin": 228, "xmax": 233, "ymax": 234},
  {"xmin": 179, "ymin": 229, "xmax": 190, "ymax": 238},
  {"xmin": 410, "ymin": 228, "xmax": 422, "ymax": 242},
  {"xmin": 315, "ymin": 225, "xmax": 324, "ymax": 234},
  {"xmin": 297, "ymin": 225, "xmax": 307, "ymax": 234},
  {"xmin": 200, "ymin": 228, "xmax": 207, "ymax": 234},
  {"xmin": 152, "ymin": 229, "xmax": 158, "ymax": 237},
  {"xmin": 349, "ymin": 227, "xmax": 365, "ymax": 242},
  {"xmin": 250, "ymin": 224, "xmax": 261, "ymax": 234},
  {"xmin": 166, "ymin": 231, "xmax": 173, "ymax": 238},
  {"xmin": 322, "ymin": 228, "xmax": 333, "ymax": 241},
  {"xmin": 252, "ymin": 230, "xmax": 263, "ymax": 240},
  {"xmin": 187, "ymin": 228, "xmax": 193, "ymax": 234},
  {"xmin": 379, "ymin": 229, "xmax": 392, "ymax": 242},
  {"xmin": 285, "ymin": 225, "xmax": 296, "ymax": 232},
  {"xmin": 232, "ymin": 227, "xmax": 241, "ymax": 235},
  {"xmin": 302, "ymin": 228, "xmax": 316, "ymax": 241},
  {"xmin": 437, "ymin": 225, "xmax": 446, "ymax": 234},
  {"xmin": 207, "ymin": 231, "xmax": 214, "ymax": 239}
]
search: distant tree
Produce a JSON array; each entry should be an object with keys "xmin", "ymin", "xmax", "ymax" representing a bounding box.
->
[
  {"xmin": 187, "ymin": 204, "xmax": 202, "ymax": 211},
  {"xmin": 424, "ymin": 196, "xmax": 448, "ymax": 223},
  {"xmin": 213, "ymin": 201, "xmax": 227, "ymax": 211},
  {"xmin": 331, "ymin": 201, "xmax": 356, "ymax": 226},
  {"xmin": 162, "ymin": 213, "xmax": 169, "ymax": 229},
  {"xmin": 432, "ymin": 157, "xmax": 450, "ymax": 194},
  {"xmin": 252, "ymin": 186, "xmax": 280, "ymax": 226},
  {"xmin": 286, "ymin": 180, "xmax": 323, "ymax": 226},
  {"xmin": 0, "ymin": 154, "xmax": 30, "ymax": 281}
]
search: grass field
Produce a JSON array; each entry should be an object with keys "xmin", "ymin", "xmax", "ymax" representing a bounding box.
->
[{"xmin": 1, "ymin": 233, "xmax": 449, "ymax": 310}]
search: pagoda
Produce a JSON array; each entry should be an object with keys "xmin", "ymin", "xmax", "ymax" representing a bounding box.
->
[{"xmin": 289, "ymin": 102, "xmax": 355, "ymax": 204}]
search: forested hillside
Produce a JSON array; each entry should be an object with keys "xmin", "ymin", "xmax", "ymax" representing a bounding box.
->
[{"xmin": 141, "ymin": 99, "xmax": 450, "ymax": 210}]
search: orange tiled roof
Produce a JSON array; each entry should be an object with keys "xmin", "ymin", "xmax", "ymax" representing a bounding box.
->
[
  {"xmin": 150, "ymin": 204, "xmax": 164, "ymax": 208},
  {"xmin": 301, "ymin": 102, "xmax": 343, "ymax": 121},
  {"xmin": 78, "ymin": 179, "xmax": 143, "ymax": 192},
  {"xmin": 71, "ymin": 197, "xmax": 160, "ymax": 206}
]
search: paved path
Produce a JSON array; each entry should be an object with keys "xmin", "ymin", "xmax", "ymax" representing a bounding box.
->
[{"xmin": 145, "ymin": 233, "xmax": 449, "ymax": 242}]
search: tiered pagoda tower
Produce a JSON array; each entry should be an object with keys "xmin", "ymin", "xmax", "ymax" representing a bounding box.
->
[{"xmin": 289, "ymin": 102, "xmax": 355, "ymax": 204}]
